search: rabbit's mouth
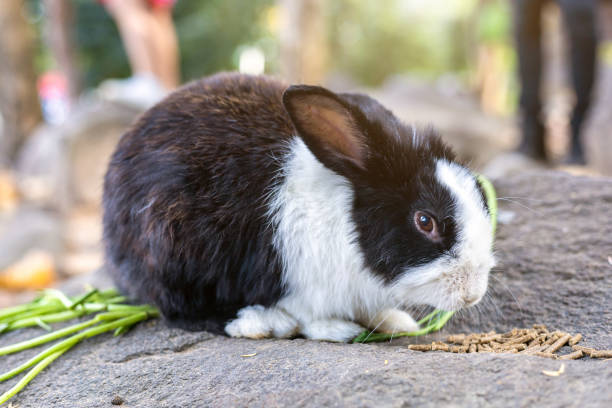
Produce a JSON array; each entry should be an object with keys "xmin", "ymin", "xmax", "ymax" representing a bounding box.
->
[{"xmin": 390, "ymin": 250, "xmax": 494, "ymax": 312}]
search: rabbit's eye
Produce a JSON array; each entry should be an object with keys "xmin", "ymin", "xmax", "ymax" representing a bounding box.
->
[
  {"xmin": 419, "ymin": 214, "xmax": 433, "ymax": 231},
  {"xmin": 414, "ymin": 211, "xmax": 441, "ymax": 241}
]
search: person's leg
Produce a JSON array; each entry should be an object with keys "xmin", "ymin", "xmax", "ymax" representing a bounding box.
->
[
  {"xmin": 148, "ymin": 1, "xmax": 180, "ymax": 90},
  {"xmin": 513, "ymin": 0, "xmax": 547, "ymax": 160},
  {"xmin": 102, "ymin": 0, "xmax": 156, "ymax": 77},
  {"xmin": 557, "ymin": 0, "xmax": 598, "ymax": 165}
]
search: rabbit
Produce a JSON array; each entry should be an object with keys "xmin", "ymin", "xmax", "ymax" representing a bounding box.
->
[{"xmin": 102, "ymin": 72, "xmax": 495, "ymax": 342}]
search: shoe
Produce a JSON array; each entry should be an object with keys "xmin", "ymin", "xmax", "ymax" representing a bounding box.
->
[
  {"xmin": 562, "ymin": 135, "xmax": 586, "ymax": 166},
  {"xmin": 97, "ymin": 73, "xmax": 168, "ymax": 110},
  {"xmin": 517, "ymin": 119, "xmax": 547, "ymax": 161},
  {"xmin": 561, "ymin": 150, "xmax": 586, "ymax": 166}
]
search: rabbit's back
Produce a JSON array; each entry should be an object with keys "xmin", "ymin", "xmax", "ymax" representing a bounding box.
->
[{"xmin": 103, "ymin": 73, "xmax": 293, "ymax": 332}]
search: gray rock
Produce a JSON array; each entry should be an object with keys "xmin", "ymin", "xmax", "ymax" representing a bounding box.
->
[
  {"xmin": 15, "ymin": 95, "xmax": 140, "ymax": 212},
  {"xmin": 327, "ymin": 75, "xmax": 517, "ymax": 171},
  {"xmin": 370, "ymin": 76, "xmax": 517, "ymax": 170},
  {"xmin": 0, "ymin": 207, "xmax": 63, "ymax": 270},
  {"xmin": 1, "ymin": 170, "xmax": 611, "ymax": 407}
]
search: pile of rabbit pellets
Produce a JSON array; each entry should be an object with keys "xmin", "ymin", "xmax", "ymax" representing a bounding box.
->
[{"xmin": 408, "ymin": 325, "xmax": 612, "ymax": 360}]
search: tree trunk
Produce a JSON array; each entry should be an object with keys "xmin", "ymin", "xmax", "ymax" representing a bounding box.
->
[
  {"xmin": 279, "ymin": 0, "xmax": 328, "ymax": 84},
  {"xmin": 0, "ymin": 0, "xmax": 42, "ymax": 166}
]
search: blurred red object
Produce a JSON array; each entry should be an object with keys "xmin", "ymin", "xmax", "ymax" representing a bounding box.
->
[{"xmin": 37, "ymin": 71, "xmax": 70, "ymax": 125}]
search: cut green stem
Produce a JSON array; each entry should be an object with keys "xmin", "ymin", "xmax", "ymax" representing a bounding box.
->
[
  {"xmin": 0, "ymin": 318, "xmax": 100, "ymax": 356},
  {"xmin": 0, "ymin": 347, "xmax": 69, "ymax": 405},
  {"xmin": 0, "ymin": 303, "xmax": 64, "ymax": 325},
  {"xmin": 0, "ymin": 287, "xmax": 160, "ymax": 405},
  {"xmin": 352, "ymin": 311, "xmax": 455, "ymax": 343},
  {"xmin": 42, "ymin": 289, "xmax": 73, "ymax": 309},
  {"xmin": 0, "ymin": 312, "xmax": 151, "ymax": 382},
  {"xmin": 7, "ymin": 310, "xmax": 86, "ymax": 330},
  {"xmin": 69, "ymin": 289, "xmax": 99, "ymax": 310}
]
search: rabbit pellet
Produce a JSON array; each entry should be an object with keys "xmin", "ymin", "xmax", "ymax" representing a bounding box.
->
[{"xmin": 407, "ymin": 325, "xmax": 612, "ymax": 360}]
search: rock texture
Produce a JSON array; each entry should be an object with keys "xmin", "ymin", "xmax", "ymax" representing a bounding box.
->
[
  {"xmin": 2, "ymin": 170, "xmax": 611, "ymax": 407},
  {"xmin": 364, "ymin": 76, "xmax": 518, "ymax": 171},
  {"xmin": 15, "ymin": 95, "xmax": 140, "ymax": 212}
]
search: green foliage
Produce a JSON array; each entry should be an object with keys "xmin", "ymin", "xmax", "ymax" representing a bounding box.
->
[
  {"xmin": 71, "ymin": 0, "xmax": 276, "ymax": 88},
  {"xmin": 477, "ymin": 0, "xmax": 512, "ymax": 44},
  {"xmin": 0, "ymin": 288, "xmax": 159, "ymax": 405},
  {"xmin": 327, "ymin": 0, "xmax": 475, "ymax": 85},
  {"xmin": 352, "ymin": 310, "xmax": 455, "ymax": 343},
  {"xmin": 73, "ymin": 0, "xmax": 131, "ymax": 87},
  {"xmin": 173, "ymin": 0, "xmax": 276, "ymax": 82},
  {"xmin": 29, "ymin": 1, "xmax": 514, "ymax": 95}
]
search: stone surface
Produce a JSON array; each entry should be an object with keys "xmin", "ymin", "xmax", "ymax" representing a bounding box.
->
[
  {"xmin": 0, "ymin": 207, "xmax": 63, "ymax": 270},
  {"xmin": 367, "ymin": 76, "xmax": 518, "ymax": 170},
  {"xmin": 9, "ymin": 96, "xmax": 141, "ymax": 278},
  {"xmin": 15, "ymin": 95, "xmax": 140, "ymax": 212},
  {"xmin": 328, "ymin": 74, "xmax": 517, "ymax": 172},
  {"xmin": 1, "ymin": 170, "xmax": 611, "ymax": 407}
]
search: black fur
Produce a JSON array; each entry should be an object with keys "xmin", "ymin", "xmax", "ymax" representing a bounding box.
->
[
  {"xmin": 313, "ymin": 93, "xmax": 460, "ymax": 282},
  {"xmin": 103, "ymin": 74, "xmax": 292, "ymax": 332},
  {"xmin": 103, "ymin": 73, "xmax": 475, "ymax": 333}
]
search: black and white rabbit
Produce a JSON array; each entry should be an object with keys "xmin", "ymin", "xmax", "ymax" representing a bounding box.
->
[{"xmin": 103, "ymin": 73, "xmax": 495, "ymax": 342}]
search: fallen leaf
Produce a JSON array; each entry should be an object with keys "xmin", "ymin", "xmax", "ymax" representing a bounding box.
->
[
  {"xmin": 0, "ymin": 250, "xmax": 56, "ymax": 290},
  {"xmin": 384, "ymin": 360, "xmax": 388, "ymax": 365},
  {"xmin": 241, "ymin": 353, "xmax": 257, "ymax": 357},
  {"xmin": 542, "ymin": 363, "xmax": 565, "ymax": 377},
  {"xmin": 0, "ymin": 171, "xmax": 19, "ymax": 213}
]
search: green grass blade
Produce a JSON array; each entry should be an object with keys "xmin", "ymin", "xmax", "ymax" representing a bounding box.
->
[
  {"xmin": 69, "ymin": 289, "xmax": 99, "ymax": 310},
  {"xmin": 113, "ymin": 325, "xmax": 129, "ymax": 337},
  {"xmin": 417, "ymin": 310, "xmax": 441, "ymax": 326},
  {"xmin": 102, "ymin": 296, "xmax": 129, "ymax": 304},
  {"xmin": 7, "ymin": 310, "xmax": 86, "ymax": 330},
  {"xmin": 79, "ymin": 312, "xmax": 151, "ymax": 339},
  {"xmin": 0, "ymin": 304, "xmax": 65, "ymax": 325},
  {"xmin": 42, "ymin": 289, "xmax": 73, "ymax": 309},
  {"xmin": 94, "ymin": 310, "xmax": 150, "ymax": 321},
  {"xmin": 0, "ymin": 347, "xmax": 69, "ymax": 405},
  {"xmin": 430, "ymin": 311, "xmax": 454, "ymax": 331},
  {"xmin": 79, "ymin": 303, "xmax": 109, "ymax": 313},
  {"xmin": 96, "ymin": 288, "xmax": 121, "ymax": 299},
  {"xmin": 33, "ymin": 318, "xmax": 52, "ymax": 332},
  {"xmin": 0, "ymin": 313, "xmax": 149, "ymax": 382},
  {"xmin": 0, "ymin": 335, "xmax": 81, "ymax": 382},
  {"xmin": 0, "ymin": 304, "xmax": 35, "ymax": 321},
  {"xmin": 476, "ymin": 174, "xmax": 498, "ymax": 236},
  {"xmin": 106, "ymin": 304, "xmax": 158, "ymax": 313},
  {"xmin": 0, "ymin": 318, "xmax": 99, "ymax": 356}
]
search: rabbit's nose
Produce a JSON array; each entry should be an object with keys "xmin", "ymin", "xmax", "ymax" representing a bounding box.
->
[{"xmin": 462, "ymin": 294, "xmax": 480, "ymax": 307}]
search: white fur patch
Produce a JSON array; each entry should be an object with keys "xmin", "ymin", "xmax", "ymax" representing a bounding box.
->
[
  {"xmin": 299, "ymin": 319, "xmax": 364, "ymax": 342},
  {"xmin": 370, "ymin": 309, "xmax": 419, "ymax": 334},
  {"xmin": 227, "ymin": 140, "xmax": 494, "ymax": 341},
  {"xmin": 267, "ymin": 138, "xmax": 393, "ymax": 339},
  {"xmin": 392, "ymin": 160, "xmax": 495, "ymax": 311},
  {"xmin": 224, "ymin": 305, "xmax": 298, "ymax": 339}
]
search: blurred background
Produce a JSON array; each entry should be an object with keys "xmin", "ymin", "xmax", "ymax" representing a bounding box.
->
[{"xmin": 0, "ymin": 0, "xmax": 611, "ymax": 304}]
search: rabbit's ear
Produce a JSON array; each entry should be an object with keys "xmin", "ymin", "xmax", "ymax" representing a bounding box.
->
[{"xmin": 283, "ymin": 85, "xmax": 368, "ymax": 172}]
